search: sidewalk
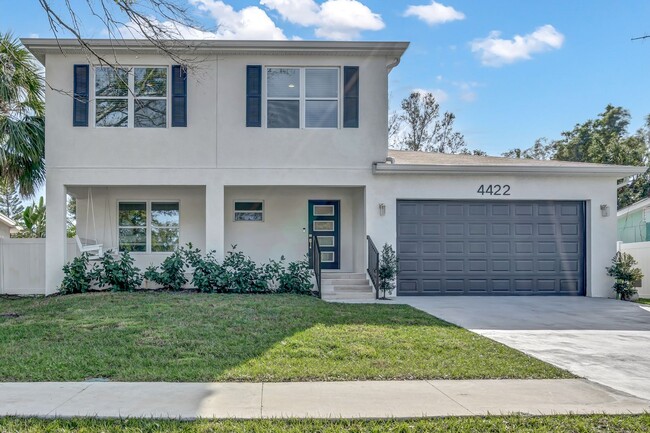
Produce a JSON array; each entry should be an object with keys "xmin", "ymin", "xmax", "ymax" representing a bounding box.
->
[{"xmin": 1, "ymin": 379, "xmax": 649, "ymax": 419}]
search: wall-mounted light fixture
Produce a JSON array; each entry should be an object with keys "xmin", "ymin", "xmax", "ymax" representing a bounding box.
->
[
  {"xmin": 379, "ymin": 203, "xmax": 386, "ymax": 216},
  {"xmin": 600, "ymin": 204, "xmax": 610, "ymax": 217}
]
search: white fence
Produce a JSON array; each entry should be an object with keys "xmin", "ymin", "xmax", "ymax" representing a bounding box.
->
[
  {"xmin": 619, "ymin": 241, "xmax": 650, "ymax": 298},
  {"xmin": 0, "ymin": 238, "xmax": 76, "ymax": 295}
]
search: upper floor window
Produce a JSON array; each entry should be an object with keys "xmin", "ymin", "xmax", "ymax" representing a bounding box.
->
[
  {"xmin": 95, "ymin": 67, "xmax": 168, "ymax": 128},
  {"xmin": 266, "ymin": 67, "xmax": 339, "ymax": 129}
]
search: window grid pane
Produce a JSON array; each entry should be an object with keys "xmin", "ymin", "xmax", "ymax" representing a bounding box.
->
[{"xmin": 305, "ymin": 69, "xmax": 338, "ymax": 98}]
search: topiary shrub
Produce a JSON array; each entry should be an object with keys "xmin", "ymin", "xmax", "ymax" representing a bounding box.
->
[
  {"xmin": 144, "ymin": 249, "xmax": 188, "ymax": 291},
  {"xmin": 59, "ymin": 253, "xmax": 95, "ymax": 295},
  {"xmin": 606, "ymin": 251, "xmax": 643, "ymax": 300},
  {"xmin": 91, "ymin": 251, "xmax": 143, "ymax": 292},
  {"xmin": 378, "ymin": 243, "xmax": 398, "ymax": 300}
]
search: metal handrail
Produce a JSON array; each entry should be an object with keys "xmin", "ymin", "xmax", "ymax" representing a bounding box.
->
[
  {"xmin": 366, "ymin": 235, "xmax": 380, "ymax": 299},
  {"xmin": 310, "ymin": 235, "xmax": 322, "ymax": 298}
]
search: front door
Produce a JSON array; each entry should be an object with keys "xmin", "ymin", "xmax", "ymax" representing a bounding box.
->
[{"xmin": 308, "ymin": 200, "xmax": 340, "ymax": 270}]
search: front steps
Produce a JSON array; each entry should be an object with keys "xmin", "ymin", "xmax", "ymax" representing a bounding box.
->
[{"xmin": 320, "ymin": 272, "xmax": 376, "ymax": 301}]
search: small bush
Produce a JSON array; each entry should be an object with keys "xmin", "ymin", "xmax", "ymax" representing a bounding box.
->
[
  {"xmin": 91, "ymin": 251, "xmax": 143, "ymax": 292},
  {"xmin": 222, "ymin": 246, "xmax": 269, "ymax": 293},
  {"xmin": 185, "ymin": 247, "xmax": 229, "ymax": 293},
  {"xmin": 59, "ymin": 253, "xmax": 95, "ymax": 295},
  {"xmin": 278, "ymin": 257, "xmax": 313, "ymax": 294},
  {"xmin": 378, "ymin": 243, "xmax": 398, "ymax": 299},
  {"xmin": 606, "ymin": 251, "xmax": 643, "ymax": 300},
  {"xmin": 144, "ymin": 249, "xmax": 188, "ymax": 291}
]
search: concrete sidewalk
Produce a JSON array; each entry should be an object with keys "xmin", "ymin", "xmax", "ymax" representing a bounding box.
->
[{"xmin": 1, "ymin": 379, "xmax": 649, "ymax": 419}]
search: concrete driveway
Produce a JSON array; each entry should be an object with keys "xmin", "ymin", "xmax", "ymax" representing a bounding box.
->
[{"xmin": 395, "ymin": 296, "xmax": 650, "ymax": 400}]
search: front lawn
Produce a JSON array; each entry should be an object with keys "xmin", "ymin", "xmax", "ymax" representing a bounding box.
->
[
  {"xmin": 3, "ymin": 415, "xmax": 650, "ymax": 433},
  {"xmin": 0, "ymin": 292, "xmax": 570, "ymax": 381},
  {"xmin": 637, "ymin": 298, "xmax": 650, "ymax": 305}
]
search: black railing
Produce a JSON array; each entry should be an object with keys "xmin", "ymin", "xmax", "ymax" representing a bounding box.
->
[
  {"xmin": 367, "ymin": 235, "xmax": 379, "ymax": 299},
  {"xmin": 310, "ymin": 234, "xmax": 322, "ymax": 298}
]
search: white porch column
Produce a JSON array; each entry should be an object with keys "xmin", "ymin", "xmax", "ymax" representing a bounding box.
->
[
  {"xmin": 45, "ymin": 181, "xmax": 67, "ymax": 295},
  {"xmin": 205, "ymin": 182, "xmax": 225, "ymax": 259}
]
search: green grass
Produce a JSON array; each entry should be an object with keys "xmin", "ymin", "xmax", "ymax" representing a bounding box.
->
[
  {"xmin": 2, "ymin": 415, "xmax": 650, "ymax": 433},
  {"xmin": 0, "ymin": 292, "xmax": 570, "ymax": 382},
  {"xmin": 637, "ymin": 298, "xmax": 650, "ymax": 305}
]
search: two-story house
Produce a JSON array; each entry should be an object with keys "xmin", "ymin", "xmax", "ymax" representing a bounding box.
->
[{"xmin": 23, "ymin": 38, "xmax": 643, "ymax": 298}]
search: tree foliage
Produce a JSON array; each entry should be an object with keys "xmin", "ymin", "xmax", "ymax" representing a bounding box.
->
[
  {"xmin": 503, "ymin": 105, "xmax": 650, "ymax": 208},
  {"xmin": 0, "ymin": 178, "xmax": 23, "ymax": 220},
  {"xmin": 394, "ymin": 91, "xmax": 467, "ymax": 153},
  {"xmin": 0, "ymin": 33, "xmax": 45, "ymax": 197},
  {"xmin": 14, "ymin": 196, "xmax": 46, "ymax": 238}
]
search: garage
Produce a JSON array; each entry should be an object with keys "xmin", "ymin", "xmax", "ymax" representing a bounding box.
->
[{"xmin": 396, "ymin": 200, "xmax": 586, "ymax": 296}]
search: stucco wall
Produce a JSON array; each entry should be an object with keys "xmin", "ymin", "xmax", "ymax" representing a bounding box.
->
[
  {"xmin": 0, "ymin": 225, "xmax": 10, "ymax": 238},
  {"xmin": 224, "ymin": 186, "xmax": 365, "ymax": 272}
]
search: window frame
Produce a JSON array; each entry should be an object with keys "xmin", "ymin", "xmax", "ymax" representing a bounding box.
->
[
  {"xmin": 264, "ymin": 66, "xmax": 341, "ymax": 129},
  {"xmin": 92, "ymin": 65, "xmax": 170, "ymax": 129},
  {"xmin": 233, "ymin": 200, "xmax": 265, "ymax": 222},
  {"xmin": 117, "ymin": 200, "xmax": 180, "ymax": 253}
]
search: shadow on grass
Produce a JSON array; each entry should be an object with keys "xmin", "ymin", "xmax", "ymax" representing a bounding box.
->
[{"xmin": 0, "ymin": 292, "xmax": 569, "ymax": 382}]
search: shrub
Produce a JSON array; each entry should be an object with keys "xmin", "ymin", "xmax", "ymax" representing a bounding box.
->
[
  {"xmin": 222, "ymin": 246, "xmax": 269, "ymax": 293},
  {"xmin": 277, "ymin": 257, "xmax": 313, "ymax": 294},
  {"xmin": 378, "ymin": 243, "xmax": 398, "ymax": 299},
  {"xmin": 185, "ymin": 247, "xmax": 229, "ymax": 293},
  {"xmin": 606, "ymin": 251, "xmax": 643, "ymax": 300},
  {"xmin": 92, "ymin": 251, "xmax": 143, "ymax": 292},
  {"xmin": 59, "ymin": 253, "xmax": 95, "ymax": 295},
  {"xmin": 144, "ymin": 249, "xmax": 188, "ymax": 291}
]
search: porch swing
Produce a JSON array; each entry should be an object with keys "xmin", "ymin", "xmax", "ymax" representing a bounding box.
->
[{"xmin": 74, "ymin": 188, "xmax": 104, "ymax": 260}]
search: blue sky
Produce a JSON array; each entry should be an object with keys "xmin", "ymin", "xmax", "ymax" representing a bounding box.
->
[{"xmin": 2, "ymin": 0, "xmax": 650, "ymax": 155}]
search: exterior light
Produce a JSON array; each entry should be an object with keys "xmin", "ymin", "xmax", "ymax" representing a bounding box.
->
[
  {"xmin": 600, "ymin": 204, "xmax": 610, "ymax": 217},
  {"xmin": 379, "ymin": 203, "xmax": 386, "ymax": 216}
]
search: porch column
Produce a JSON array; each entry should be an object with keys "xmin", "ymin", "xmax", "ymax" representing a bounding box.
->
[
  {"xmin": 205, "ymin": 183, "xmax": 225, "ymax": 259},
  {"xmin": 45, "ymin": 181, "xmax": 67, "ymax": 295}
]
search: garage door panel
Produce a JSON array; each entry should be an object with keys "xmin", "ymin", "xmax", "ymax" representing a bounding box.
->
[{"xmin": 397, "ymin": 200, "xmax": 585, "ymax": 296}]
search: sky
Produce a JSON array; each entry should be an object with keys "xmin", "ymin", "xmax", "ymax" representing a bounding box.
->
[{"xmin": 2, "ymin": 0, "xmax": 650, "ymax": 157}]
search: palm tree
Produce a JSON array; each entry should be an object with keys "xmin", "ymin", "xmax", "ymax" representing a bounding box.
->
[{"xmin": 0, "ymin": 33, "xmax": 45, "ymax": 197}]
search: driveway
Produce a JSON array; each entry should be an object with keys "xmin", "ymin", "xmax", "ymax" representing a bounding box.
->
[{"xmin": 395, "ymin": 296, "xmax": 650, "ymax": 400}]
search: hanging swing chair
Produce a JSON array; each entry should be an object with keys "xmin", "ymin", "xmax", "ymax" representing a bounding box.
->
[{"xmin": 74, "ymin": 187, "xmax": 104, "ymax": 260}]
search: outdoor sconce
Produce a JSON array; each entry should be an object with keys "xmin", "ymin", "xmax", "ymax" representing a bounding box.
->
[
  {"xmin": 600, "ymin": 204, "xmax": 610, "ymax": 217},
  {"xmin": 379, "ymin": 203, "xmax": 386, "ymax": 216}
]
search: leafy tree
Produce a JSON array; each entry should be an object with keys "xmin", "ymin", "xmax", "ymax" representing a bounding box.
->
[
  {"xmin": 502, "ymin": 138, "xmax": 553, "ymax": 160},
  {"xmin": 378, "ymin": 243, "xmax": 398, "ymax": 300},
  {"xmin": 396, "ymin": 91, "xmax": 467, "ymax": 153},
  {"xmin": 0, "ymin": 178, "xmax": 23, "ymax": 220},
  {"xmin": 66, "ymin": 195, "xmax": 76, "ymax": 238},
  {"xmin": 15, "ymin": 196, "xmax": 45, "ymax": 238},
  {"xmin": 606, "ymin": 251, "xmax": 643, "ymax": 301},
  {"xmin": 0, "ymin": 33, "xmax": 45, "ymax": 197}
]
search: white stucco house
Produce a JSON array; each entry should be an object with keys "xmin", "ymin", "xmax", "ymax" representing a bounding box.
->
[
  {"xmin": 0, "ymin": 213, "xmax": 20, "ymax": 238},
  {"xmin": 21, "ymin": 38, "xmax": 643, "ymax": 298}
]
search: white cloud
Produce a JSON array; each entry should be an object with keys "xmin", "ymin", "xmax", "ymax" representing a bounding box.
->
[
  {"xmin": 118, "ymin": 19, "xmax": 221, "ymax": 39},
  {"xmin": 404, "ymin": 1, "xmax": 465, "ymax": 26},
  {"xmin": 455, "ymin": 81, "xmax": 478, "ymax": 102},
  {"xmin": 262, "ymin": 0, "xmax": 384, "ymax": 40},
  {"xmin": 470, "ymin": 24, "xmax": 564, "ymax": 67},
  {"xmin": 190, "ymin": 0, "xmax": 287, "ymax": 39}
]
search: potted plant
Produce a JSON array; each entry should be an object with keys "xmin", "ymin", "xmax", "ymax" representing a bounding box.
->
[{"xmin": 606, "ymin": 251, "xmax": 643, "ymax": 301}]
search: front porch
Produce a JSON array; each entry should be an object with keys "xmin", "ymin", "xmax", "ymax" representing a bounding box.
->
[{"xmin": 54, "ymin": 185, "xmax": 368, "ymax": 294}]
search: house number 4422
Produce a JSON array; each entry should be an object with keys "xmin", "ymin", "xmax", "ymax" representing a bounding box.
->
[{"xmin": 477, "ymin": 184, "xmax": 511, "ymax": 196}]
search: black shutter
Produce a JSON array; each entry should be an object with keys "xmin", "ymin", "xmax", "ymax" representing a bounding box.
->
[
  {"xmin": 171, "ymin": 65, "xmax": 187, "ymax": 127},
  {"xmin": 246, "ymin": 65, "xmax": 262, "ymax": 127},
  {"xmin": 73, "ymin": 65, "xmax": 89, "ymax": 127},
  {"xmin": 343, "ymin": 66, "xmax": 359, "ymax": 128}
]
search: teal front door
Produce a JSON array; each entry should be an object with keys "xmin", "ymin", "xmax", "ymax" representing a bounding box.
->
[{"xmin": 308, "ymin": 200, "xmax": 340, "ymax": 270}]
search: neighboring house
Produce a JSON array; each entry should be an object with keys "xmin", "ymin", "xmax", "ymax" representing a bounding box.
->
[
  {"xmin": 22, "ymin": 38, "xmax": 644, "ymax": 298},
  {"xmin": 617, "ymin": 197, "xmax": 650, "ymax": 243},
  {"xmin": 0, "ymin": 212, "xmax": 19, "ymax": 238}
]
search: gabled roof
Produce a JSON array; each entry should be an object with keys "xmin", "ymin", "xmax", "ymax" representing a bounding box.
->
[
  {"xmin": 21, "ymin": 38, "xmax": 410, "ymax": 65},
  {"xmin": 617, "ymin": 197, "xmax": 650, "ymax": 218},
  {"xmin": 373, "ymin": 150, "xmax": 645, "ymax": 177}
]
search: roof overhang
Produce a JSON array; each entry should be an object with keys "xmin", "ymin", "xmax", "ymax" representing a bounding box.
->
[
  {"xmin": 0, "ymin": 213, "xmax": 19, "ymax": 230},
  {"xmin": 21, "ymin": 38, "xmax": 410, "ymax": 64},
  {"xmin": 373, "ymin": 162, "xmax": 646, "ymax": 177}
]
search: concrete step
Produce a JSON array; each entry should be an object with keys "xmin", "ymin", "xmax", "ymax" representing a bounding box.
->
[
  {"xmin": 322, "ymin": 292, "xmax": 376, "ymax": 300},
  {"xmin": 322, "ymin": 286, "xmax": 373, "ymax": 293},
  {"xmin": 321, "ymin": 272, "xmax": 367, "ymax": 280},
  {"xmin": 322, "ymin": 279, "xmax": 369, "ymax": 286}
]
